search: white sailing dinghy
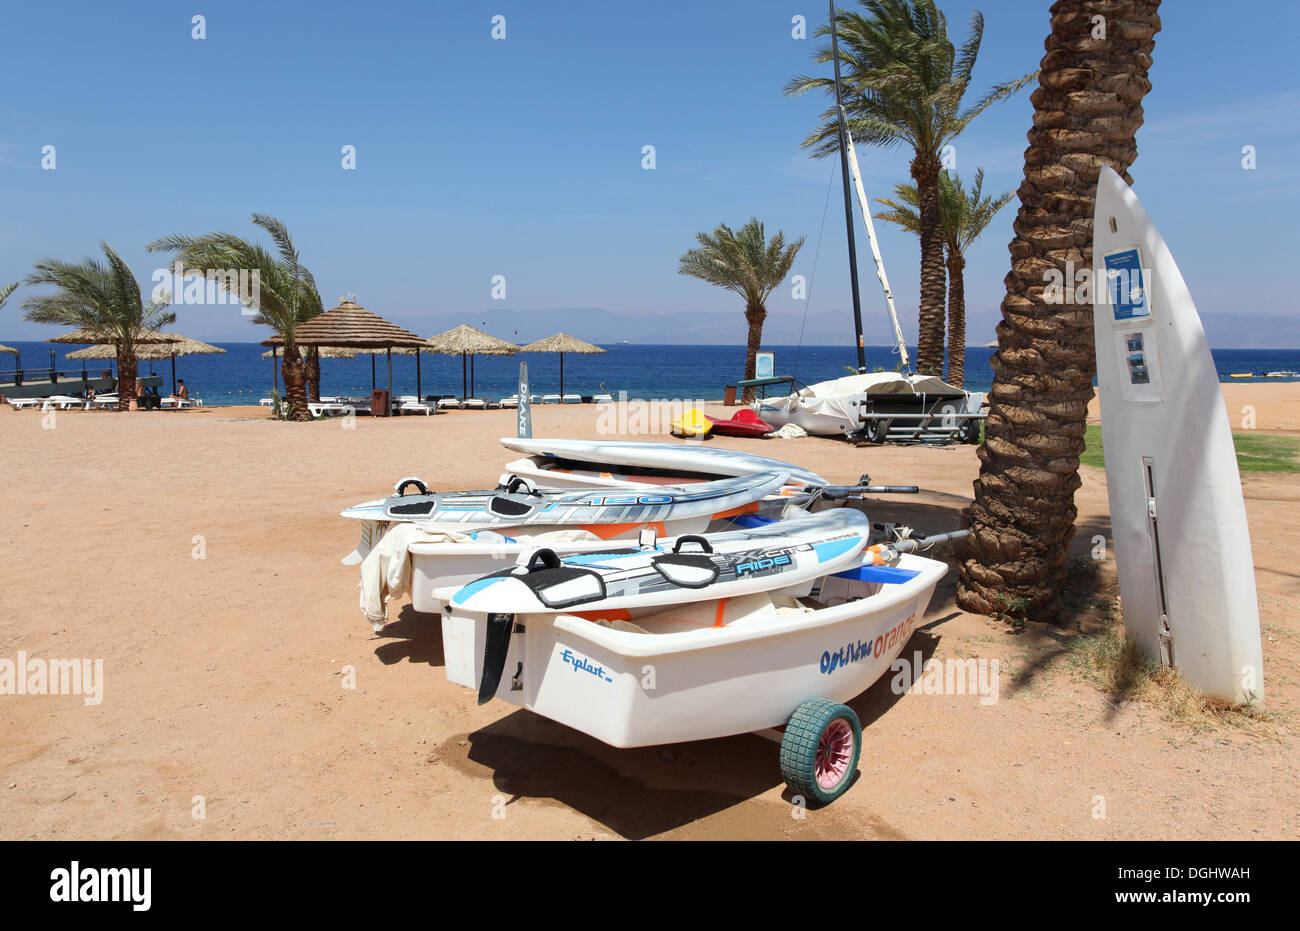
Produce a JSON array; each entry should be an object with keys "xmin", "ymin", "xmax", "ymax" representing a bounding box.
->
[
  {"xmin": 437, "ymin": 510, "xmax": 955, "ymax": 805},
  {"xmin": 1092, "ymin": 166, "xmax": 1264, "ymax": 707}
]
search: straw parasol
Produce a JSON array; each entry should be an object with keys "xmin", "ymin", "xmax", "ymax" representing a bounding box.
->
[
  {"xmin": 45, "ymin": 327, "xmax": 185, "ymax": 398},
  {"xmin": 518, "ymin": 333, "xmax": 605, "ymax": 398},
  {"xmin": 262, "ymin": 300, "xmax": 429, "ymax": 406},
  {"xmin": 425, "ymin": 324, "xmax": 519, "ymax": 399},
  {"xmin": 0, "ymin": 344, "xmax": 17, "ymax": 355},
  {"xmin": 69, "ymin": 336, "xmax": 225, "ymax": 395},
  {"xmin": 48, "ymin": 326, "xmax": 183, "ymax": 345}
]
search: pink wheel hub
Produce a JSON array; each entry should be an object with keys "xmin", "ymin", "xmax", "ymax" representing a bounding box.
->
[{"xmin": 815, "ymin": 718, "xmax": 855, "ymax": 790}]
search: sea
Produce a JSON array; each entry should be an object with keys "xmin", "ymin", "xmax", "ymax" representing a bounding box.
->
[{"xmin": 3, "ymin": 341, "xmax": 1299, "ymax": 407}]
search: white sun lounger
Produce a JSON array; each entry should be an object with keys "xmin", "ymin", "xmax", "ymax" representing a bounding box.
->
[
  {"xmin": 259, "ymin": 397, "xmax": 274, "ymax": 407},
  {"xmin": 499, "ymin": 396, "xmax": 519, "ymax": 408},
  {"xmin": 436, "ymin": 398, "xmax": 462, "ymax": 410},
  {"xmin": 562, "ymin": 394, "xmax": 582, "ymax": 404},
  {"xmin": 540, "ymin": 394, "xmax": 561, "ymax": 404},
  {"xmin": 462, "ymin": 398, "xmax": 488, "ymax": 409},
  {"xmin": 308, "ymin": 402, "xmax": 354, "ymax": 418},
  {"xmin": 592, "ymin": 393, "xmax": 613, "ymax": 403},
  {"xmin": 9, "ymin": 397, "xmax": 44, "ymax": 409}
]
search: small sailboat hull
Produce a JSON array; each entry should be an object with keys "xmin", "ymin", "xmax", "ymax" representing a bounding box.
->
[{"xmin": 439, "ymin": 551, "xmax": 946, "ymax": 747}]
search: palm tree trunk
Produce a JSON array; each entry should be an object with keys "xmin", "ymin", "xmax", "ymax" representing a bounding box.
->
[
  {"xmin": 741, "ymin": 305, "xmax": 767, "ymax": 403},
  {"xmin": 305, "ymin": 347, "xmax": 321, "ymax": 403},
  {"xmin": 911, "ymin": 154, "xmax": 947, "ymax": 376},
  {"xmin": 958, "ymin": 0, "xmax": 1161, "ymax": 623},
  {"xmin": 280, "ymin": 345, "xmax": 312, "ymax": 422},
  {"xmin": 117, "ymin": 349, "xmax": 138, "ymax": 412},
  {"xmin": 946, "ymin": 251, "xmax": 966, "ymax": 388}
]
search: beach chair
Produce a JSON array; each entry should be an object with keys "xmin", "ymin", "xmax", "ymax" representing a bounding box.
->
[
  {"xmin": 307, "ymin": 402, "xmax": 337, "ymax": 418},
  {"xmin": 561, "ymin": 394, "xmax": 582, "ymax": 404},
  {"xmin": 540, "ymin": 394, "xmax": 561, "ymax": 404},
  {"xmin": 499, "ymin": 396, "xmax": 520, "ymax": 408},
  {"xmin": 10, "ymin": 398, "xmax": 42, "ymax": 410},
  {"xmin": 436, "ymin": 398, "xmax": 462, "ymax": 410},
  {"xmin": 462, "ymin": 398, "xmax": 488, "ymax": 410},
  {"xmin": 399, "ymin": 398, "xmax": 434, "ymax": 415},
  {"xmin": 592, "ymin": 393, "xmax": 613, "ymax": 404},
  {"xmin": 259, "ymin": 397, "xmax": 274, "ymax": 407}
]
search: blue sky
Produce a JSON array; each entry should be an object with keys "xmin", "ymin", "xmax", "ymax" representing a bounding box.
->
[{"xmin": 1, "ymin": 0, "xmax": 1296, "ymax": 344}]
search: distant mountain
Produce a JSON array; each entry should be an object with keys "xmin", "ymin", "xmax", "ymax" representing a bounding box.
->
[{"xmin": 143, "ymin": 302, "xmax": 1300, "ymax": 349}]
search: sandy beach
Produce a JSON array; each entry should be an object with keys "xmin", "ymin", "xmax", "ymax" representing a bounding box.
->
[{"xmin": 0, "ymin": 383, "xmax": 1296, "ymax": 840}]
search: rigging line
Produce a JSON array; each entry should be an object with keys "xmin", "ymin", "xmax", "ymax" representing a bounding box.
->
[{"xmin": 792, "ymin": 159, "xmax": 838, "ymax": 383}]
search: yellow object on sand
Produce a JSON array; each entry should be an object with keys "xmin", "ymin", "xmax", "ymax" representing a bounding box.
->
[{"xmin": 671, "ymin": 408, "xmax": 712, "ymax": 438}]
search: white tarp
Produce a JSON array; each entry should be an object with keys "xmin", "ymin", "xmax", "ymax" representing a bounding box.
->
[{"xmin": 757, "ymin": 372, "xmax": 968, "ymax": 436}]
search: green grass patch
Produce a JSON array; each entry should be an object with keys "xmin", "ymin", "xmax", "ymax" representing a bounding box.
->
[{"xmin": 1081, "ymin": 425, "xmax": 1300, "ymax": 474}]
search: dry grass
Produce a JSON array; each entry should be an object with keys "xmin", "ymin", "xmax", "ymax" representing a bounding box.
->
[{"xmin": 1065, "ymin": 608, "xmax": 1277, "ymax": 735}]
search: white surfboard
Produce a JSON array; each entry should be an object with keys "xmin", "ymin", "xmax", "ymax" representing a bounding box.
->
[
  {"xmin": 499, "ymin": 437, "xmax": 829, "ymax": 487},
  {"xmin": 1092, "ymin": 165, "xmax": 1264, "ymax": 707}
]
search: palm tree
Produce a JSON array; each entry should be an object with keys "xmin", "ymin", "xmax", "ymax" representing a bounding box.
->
[
  {"xmin": 147, "ymin": 214, "xmax": 323, "ymax": 421},
  {"xmin": 0, "ymin": 282, "xmax": 17, "ymax": 311},
  {"xmin": 786, "ymin": 0, "xmax": 1033, "ymax": 376},
  {"xmin": 678, "ymin": 219, "xmax": 805, "ymax": 403},
  {"xmin": 20, "ymin": 242, "xmax": 174, "ymax": 411},
  {"xmin": 874, "ymin": 169, "xmax": 1013, "ymax": 386},
  {"xmin": 957, "ymin": 0, "xmax": 1162, "ymax": 623}
]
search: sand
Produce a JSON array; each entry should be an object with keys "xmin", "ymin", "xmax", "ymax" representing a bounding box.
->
[{"xmin": 0, "ymin": 388, "xmax": 1296, "ymax": 840}]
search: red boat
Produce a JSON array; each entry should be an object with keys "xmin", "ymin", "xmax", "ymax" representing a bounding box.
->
[{"xmin": 705, "ymin": 408, "xmax": 774, "ymax": 438}]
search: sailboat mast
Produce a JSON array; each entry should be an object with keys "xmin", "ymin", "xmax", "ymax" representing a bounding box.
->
[
  {"xmin": 829, "ymin": 0, "xmax": 868, "ymax": 373},
  {"xmin": 844, "ymin": 131, "xmax": 912, "ymax": 373}
]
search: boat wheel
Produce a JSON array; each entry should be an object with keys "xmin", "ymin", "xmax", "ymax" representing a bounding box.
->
[{"xmin": 778, "ymin": 698, "xmax": 862, "ymax": 806}]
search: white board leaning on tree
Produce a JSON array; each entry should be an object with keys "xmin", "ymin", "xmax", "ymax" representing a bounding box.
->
[{"xmin": 1092, "ymin": 165, "xmax": 1264, "ymax": 707}]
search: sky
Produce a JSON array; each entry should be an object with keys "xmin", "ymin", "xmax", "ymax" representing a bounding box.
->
[{"xmin": 1, "ymin": 0, "xmax": 1297, "ymax": 345}]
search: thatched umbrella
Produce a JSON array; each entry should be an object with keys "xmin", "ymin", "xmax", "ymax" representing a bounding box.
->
[
  {"xmin": 69, "ymin": 335, "xmax": 224, "ymax": 395},
  {"xmin": 518, "ymin": 333, "xmax": 605, "ymax": 398},
  {"xmin": 47, "ymin": 327, "xmax": 184, "ymax": 397},
  {"xmin": 262, "ymin": 300, "xmax": 428, "ymax": 410},
  {"xmin": 425, "ymin": 324, "xmax": 519, "ymax": 399},
  {"xmin": 0, "ymin": 345, "xmax": 18, "ymax": 355}
]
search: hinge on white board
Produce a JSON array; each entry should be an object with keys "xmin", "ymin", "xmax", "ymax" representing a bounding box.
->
[
  {"xmin": 1158, "ymin": 614, "xmax": 1174, "ymax": 665},
  {"xmin": 1147, "ymin": 496, "xmax": 1158, "ymax": 520}
]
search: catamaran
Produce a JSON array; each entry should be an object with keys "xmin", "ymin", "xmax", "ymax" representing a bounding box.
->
[{"xmin": 755, "ymin": 18, "xmax": 985, "ymax": 444}]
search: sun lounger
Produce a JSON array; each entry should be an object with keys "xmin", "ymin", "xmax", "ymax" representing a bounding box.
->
[
  {"xmin": 9, "ymin": 398, "xmax": 43, "ymax": 410},
  {"xmin": 592, "ymin": 393, "xmax": 613, "ymax": 403},
  {"xmin": 462, "ymin": 398, "xmax": 488, "ymax": 409},
  {"xmin": 541, "ymin": 394, "xmax": 561, "ymax": 404},
  {"xmin": 259, "ymin": 397, "xmax": 274, "ymax": 407},
  {"xmin": 399, "ymin": 400, "xmax": 434, "ymax": 415},
  {"xmin": 562, "ymin": 394, "xmax": 582, "ymax": 404},
  {"xmin": 499, "ymin": 396, "xmax": 519, "ymax": 408},
  {"xmin": 436, "ymin": 398, "xmax": 462, "ymax": 410},
  {"xmin": 308, "ymin": 402, "xmax": 354, "ymax": 418}
]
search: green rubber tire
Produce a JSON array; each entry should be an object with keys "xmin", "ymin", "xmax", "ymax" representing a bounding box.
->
[{"xmin": 779, "ymin": 698, "xmax": 862, "ymax": 807}]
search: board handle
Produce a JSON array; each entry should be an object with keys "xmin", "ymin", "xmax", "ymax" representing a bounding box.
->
[
  {"xmin": 394, "ymin": 477, "xmax": 429, "ymax": 496},
  {"xmin": 511, "ymin": 546, "xmax": 562, "ymax": 575},
  {"xmin": 672, "ymin": 535, "xmax": 713, "ymax": 554}
]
